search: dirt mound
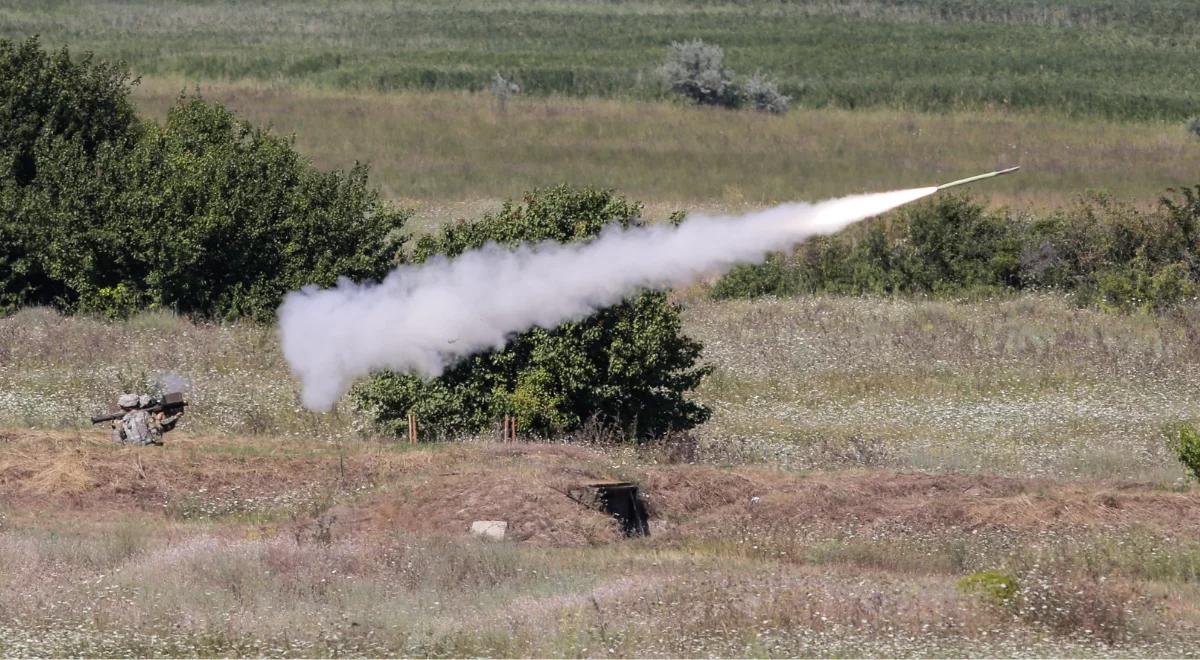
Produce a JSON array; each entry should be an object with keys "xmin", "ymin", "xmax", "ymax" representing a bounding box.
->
[
  {"xmin": 665, "ymin": 471, "xmax": 1200, "ymax": 536},
  {"xmin": 336, "ymin": 442, "xmax": 629, "ymax": 546},
  {"xmin": 352, "ymin": 469, "xmax": 624, "ymax": 546},
  {"xmin": 3, "ymin": 430, "xmax": 1198, "ymax": 545},
  {"xmin": 0, "ymin": 431, "xmax": 412, "ymax": 509}
]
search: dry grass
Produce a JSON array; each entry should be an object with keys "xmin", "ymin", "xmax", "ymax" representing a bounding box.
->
[
  {"xmin": 684, "ymin": 294, "xmax": 1200, "ymax": 482},
  {"xmin": 130, "ymin": 79, "xmax": 1200, "ymax": 222},
  {"xmin": 4, "ymin": 295, "xmax": 1200, "ymax": 653},
  {"xmin": 1, "ymin": 435, "xmax": 1198, "ymax": 656},
  {"xmin": 3, "ymin": 294, "xmax": 1198, "ymax": 483}
]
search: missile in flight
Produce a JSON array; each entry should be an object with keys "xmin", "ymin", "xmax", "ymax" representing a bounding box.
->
[{"xmin": 936, "ymin": 166, "xmax": 1021, "ymax": 192}]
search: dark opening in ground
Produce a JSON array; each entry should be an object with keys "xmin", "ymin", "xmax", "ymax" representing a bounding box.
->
[{"xmin": 588, "ymin": 481, "xmax": 650, "ymax": 537}]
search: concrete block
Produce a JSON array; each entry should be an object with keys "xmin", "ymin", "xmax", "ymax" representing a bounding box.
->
[{"xmin": 470, "ymin": 520, "xmax": 507, "ymax": 540}]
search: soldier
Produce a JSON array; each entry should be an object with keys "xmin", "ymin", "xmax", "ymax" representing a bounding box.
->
[{"xmin": 111, "ymin": 393, "xmax": 183, "ymax": 446}]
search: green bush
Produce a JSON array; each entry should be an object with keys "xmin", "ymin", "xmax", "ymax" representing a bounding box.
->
[
  {"xmin": 958, "ymin": 570, "xmax": 1020, "ymax": 606},
  {"xmin": 659, "ymin": 40, "xmax": 741, "ymax": 109},
  {"xmin": 1168, "ymin": 423, "xmax": 1200, "ymax": 482},
  {"xmin": 711, "ymin": 253, "xmax": 798, "ymax": 299},
  {"xmin": 352, "ymin": 186, "xmax": 712, "ymax": 442},
  {"xmin": 712, "ymin": 187, "xmax": 1200, "ymax": 313},
  {"xmin": 0, "ymin": 36, "xmax": 140, "ymax": 310},
  {"xmin": 1188, "ymin": 117, "xmax": 1200, "ymax": 140},
  {"xmin": 0, "ymin": 37, "xmax": 408, "ymax": 319},
  {"xmin": 744, "ymin": 72, "xmax": 791, "ymax": 114}
]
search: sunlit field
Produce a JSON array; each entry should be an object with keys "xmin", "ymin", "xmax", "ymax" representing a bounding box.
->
[
  {"xmin": 7, "ymin": 0, "xmax": 1200, "ymax": 120},
  {"xmin": 129, "ymin": 80, "xmax": 1200, "ymax": 220},
  {"xmin": 5, "ymin": 1, "xmax": 1200, "ymax": 655},
  {"xmin": 3, "ymin": 295, "xmax": 1196, "ymax": 483}
]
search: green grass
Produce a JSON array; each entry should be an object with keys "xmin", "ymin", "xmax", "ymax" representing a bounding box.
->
[
  {"xmin": 128, "ymin": 80, "xmax": 1200, "ymax": 215},
  {"xmin": 5, "ymin": 0, "xmax": 1200, "ymax": 120}
]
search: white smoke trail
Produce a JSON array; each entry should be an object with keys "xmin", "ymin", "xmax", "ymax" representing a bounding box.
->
[
  {"xmin": 280, "ymin": 187, "xmax": 937, "ymax": 410},
  {"xmin": 155, "ymin": 371, "xmax": 192, "ymax": 395}
]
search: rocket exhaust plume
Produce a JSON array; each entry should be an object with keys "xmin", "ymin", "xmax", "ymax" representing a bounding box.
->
[{"xmin": 280, "ymin": 170, "xmax": 1017, "ymax": 410}]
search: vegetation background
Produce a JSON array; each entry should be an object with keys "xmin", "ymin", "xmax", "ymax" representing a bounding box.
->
[
  {"xmin": 5, "ymin": 0, "xmax": 1200, "ymax": 120},
  {"xmin": 2, "ymin": 0, "xmax": 1200, "ymax": 656}
]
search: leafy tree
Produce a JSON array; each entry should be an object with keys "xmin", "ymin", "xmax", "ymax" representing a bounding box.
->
[
  {"xmin": 0, "ymin": 36, "xmax": 139, "ymax": 186},
  {"xmin": 0, "ymin": 37, "xmax": 408, "ymax": 319},
  {"xmin": 0, "ymin": 36, "xmax": 140, "ymax": 310},
  {"xmin": 352, "ymin": 186, "xmax": 712, "ymax": 441},
  {"xmin": 103, "ymin": 98, "xmax": 406, "ymax": 320}
]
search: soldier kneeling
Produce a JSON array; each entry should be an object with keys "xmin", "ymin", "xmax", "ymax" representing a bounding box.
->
[{"xmin": 111, "ymin": 393, "xmax": 183, "ymax": 446}]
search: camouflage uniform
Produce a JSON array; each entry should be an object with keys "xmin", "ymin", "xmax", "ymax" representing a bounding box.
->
[{"xmin": 111, "ymin": 393, "xmax": 182, "ymax": 446}]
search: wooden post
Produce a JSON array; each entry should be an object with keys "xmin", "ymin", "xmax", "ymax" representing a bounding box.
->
[
  {"xmin": 408, "ymin": 413, "xmax": 417, "ymax": 445},
  {"xmin": 503, "ymin": 415, "xmax": 511, "ymax": 443}
]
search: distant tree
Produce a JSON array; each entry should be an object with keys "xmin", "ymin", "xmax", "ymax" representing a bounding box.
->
[
  {"xmin": 351, "ymin": 186, "xmax": 712, "ymax": 442},
  {"xmin": 659, "ymin": 39, "xmax": 741, "ymax": 109},
  {"xmin": 744, "ymin": 71, "xmax": 791, "ymax": 114}
]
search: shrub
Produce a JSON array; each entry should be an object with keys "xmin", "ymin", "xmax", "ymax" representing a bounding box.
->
[
  {"xmin": 957, "ymin": 570, "xmax": 1019, "ymax": 606},
  {"xmin": 0, "ymin": 37, "xmax": 408, "ymax": 319},
  {"xmin": 0, "ymin": 36, "xmax": 140, "ymax": 310},
  {"xmin": 710, "ymin": 187, "xmax": 1200, "ymax": 312},
  {"xmin": 744, "ymin": 71, "xmax": 791, "ymax": 114},
  {"xmin": 659, "ymin": 40, "xmax": 741, "ymax": 109},
  {"xmin": 352, "ymin": 186, "xmax": 712, "ymax": 442},
  {"xmin": 0, "ymin": 36, "xmax": 139, "ymax": 187},
  {"xmin": 1187, "ymin": 117, "xmax": 1200, "ymax": 140},
  {"xmin": 1168, "ymin": 422, "xmax": 1200, "ymax": 481},
  {"xmin": 905, "ymin": 195, "xmax": 1022, "ymax": 293},
  {"xmin": 490, "ymin": 72, "xmax": 519, "ymax": 108},
  {"xmin": 710, "ymin": 254, "xmax": 797, "ymax": 299},
  {"xmin": 107, "ymin": 98, "xmax": 408, "ymax": 320}
]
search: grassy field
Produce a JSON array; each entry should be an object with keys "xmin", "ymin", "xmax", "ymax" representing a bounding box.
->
[
  {"xmin": 1, "ymin": 429, "xmax": 1198, "ymax": 655},
  {"xmin": 3, "ymin": 295, "xmax": 1196, "ymax": 484},
  {"xmin": 5, "ymin": 0, "xmax": 1200, "ymax": 120},
  {"xmin": 129, "ymin": 80, "xmax": 1200, "ymax": 219},
  {"xmin": 5, "ymin": 1, "xmax": 1200, "ymax": 655}
]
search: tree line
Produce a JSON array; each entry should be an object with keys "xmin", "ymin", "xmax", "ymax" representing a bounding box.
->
[{"xmin": 714, "ymin": 191, "xmax": 1200, "ymax": 313}]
